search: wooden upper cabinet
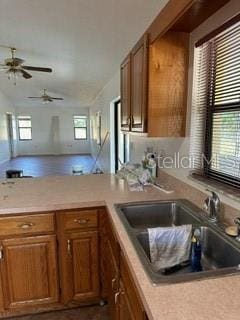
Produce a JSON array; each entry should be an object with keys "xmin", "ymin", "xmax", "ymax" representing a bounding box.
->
[
  {"xmin": 120, "ymin": 55, "xmax": 131, "ymax": 131},
  {"xmin": 120, "ymin": 31, "xmax": 188, "ymax": 137},
  {"xmin": 131, "ymin": 34, "xmax": 148, "ymax": 133},
  {"xmin": 148, "ymin": 31, "xmax": 189, "ymax": 137},
  {"xmin": 0, "ymin": 235, "xmax": 58, "ymax": 309}
]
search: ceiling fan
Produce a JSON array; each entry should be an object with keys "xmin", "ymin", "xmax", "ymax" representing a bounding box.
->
[
  {"xmin": 28, "ymin": 89, "xmax": 64, "ymax": 103},
  {"xmin": 0, "ymin": 47, "xmax": 52, "ymax": 84}
]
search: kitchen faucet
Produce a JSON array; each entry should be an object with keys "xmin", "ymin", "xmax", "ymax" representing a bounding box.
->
[{"xmin": 203, "ymin": 190, "xmax": 221, "ymax": 223}]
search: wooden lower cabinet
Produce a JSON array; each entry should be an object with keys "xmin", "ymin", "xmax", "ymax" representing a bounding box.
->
[
  {"xmin": 0, "ymin": 235, "xmax": 58, "ymax": 310},
  {"xmin": 100, "ymin": 209, "xmax": 120, "ymax": 320},
  {"xmin": 118, "ymin": 280, "xmax": 133, "ymax": 320},
  {"xmin": 100, "ymin": 210, "xmax": 147, "ymax": 320},
  {"xmin": 119, "ymin": 253, "xmax": 147, "ymax": 320},
  {"xmin": 0, "ymin": 208, "xmax": 148, "ymax": 319},
  {"xmin": 57, "ymin": 209, "xmax": 100, "ymax": 304},
  {"xmin": 68, "ymin": 231, "xmax": 99, "ymax": 302}
]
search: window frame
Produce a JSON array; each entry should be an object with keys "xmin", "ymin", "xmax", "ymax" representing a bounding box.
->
[
  {"xmin": 17, "ymin": 116, "xmax": 32, "ymax": 141},
  {"xmin": 73, "ymin": 115, "xmax": 88, "ymax": 140},
  {"xmin": 201, "ymin": 20, "xmax": 240, "ymax": 188}
]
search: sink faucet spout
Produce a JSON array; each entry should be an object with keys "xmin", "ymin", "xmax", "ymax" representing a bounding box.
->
[{"xmin": 204, "ymin": 190, "xmax": 220, "ymax": 223}]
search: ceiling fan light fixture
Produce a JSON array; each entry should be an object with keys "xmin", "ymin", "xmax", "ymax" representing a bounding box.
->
[
  {"xmin": 1, "ymin": 48, "xmax": 53, "ymax": 84},
  {"xmin": 6, "ymin": 68, "xmax": 22, "ymax": 85}
]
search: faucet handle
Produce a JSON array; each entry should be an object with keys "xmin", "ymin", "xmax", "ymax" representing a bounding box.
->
[
  {"xmin": 234, "ymin": 218, "xmax": 240, "ymax": 241},
  {"xmin": 203, "ymin": 197, "xmax": 210, "ymax": 211},
  {"xmin": 234, "ymin": 217, "xmax": 240, "ymax": 227},
  {"xmin": 206, "ymin": 189, "xmax": 219, "ymax": 199}
]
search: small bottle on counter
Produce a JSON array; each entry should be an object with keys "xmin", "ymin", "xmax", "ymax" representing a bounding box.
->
[{"xmin": 191, "ymin": 229, "xmax": 202, "ymax": 272}]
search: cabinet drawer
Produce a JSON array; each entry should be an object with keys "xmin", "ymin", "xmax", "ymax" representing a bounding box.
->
[
  {"xmin": 63, "ymin": 210, "xmax": 98, "ymax": 231},
  {"xmin": 0, "ymin": 213, "xmax": 55, "ymax": 237}
]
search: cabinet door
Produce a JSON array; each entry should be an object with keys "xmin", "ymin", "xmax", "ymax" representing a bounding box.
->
[
  {"xmin": 118, "ymin": 281, "xmax": 133, "ymax": 320},
  {"xmin": 120, "ymin": 253, "xmax": 146, "ymax": 320},
  {"xmin": 105, "ymin": 237, "xmax": 119, "ymax": 320},
  {"xmin": 0, "ymin": 235, "xmax": 58, "ymax": 309},
  {"xmin": 131, "ymin": 34, "xmax": 148, "ymax": 133},
  {"xmin": 60, "ymin": 231, "xmax": 99, "ymax": 303},
  {"xmin": 120, "ymin": 55, "xmax": 131, "ymax": 131},
  {"xmin": 148, "ymin": 31, "xmax": 189, "ymax": 137},
  {"xmin": 100, "ymin": 210, "xmax": 120, "ymax": 320}
]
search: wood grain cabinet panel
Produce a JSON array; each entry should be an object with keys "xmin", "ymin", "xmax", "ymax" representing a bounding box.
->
[
  {"xmin": 120, "ymin": 253, "xmax": 146, "ymax": 320},
  {"xmin": 59, "ymin": 230, "xmax": 99, "ymax": 303},
  {"xmin": 100, "ymin": 209, "xmax": 120, "ymax": 320},
  {"xmin": 71, "ymin": 232, "xmax": 99, "ymax": 300},
  {"xmin": 131, "ymin": 34, "xmax": 148, "ymax": 133},
  {"xmin": 0, "ymin": 235, "xmax": 58, "ymax": 309},
  {"xmin": 120, "ymin": 55, "xmax": 131, "ymax": 131},
  {"xmin": 0, "ymin": 213, "xmax": 55, "ymax": 237},
  {"xmin": 120, "ymin": 30, "xmax": 188, "ymax": 137},
  {"xmin": 62, "ymin": 210, "xmax": 98, "ymax": 231},
  {"xmin": 103, "ymin": 237, "xmax": 119, "ymax": 320},
  {"xmin": 148, "ymin": 31, "xmax": 189, "ymax": 137},
  {"xmin": 118, "ymin": 281, "xmax": 133, "ymax": 320}
]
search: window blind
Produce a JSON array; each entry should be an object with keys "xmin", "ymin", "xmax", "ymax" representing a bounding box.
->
[{"xmin": 190, "ymin": 21, "xmax": 240, "ymax": 188}]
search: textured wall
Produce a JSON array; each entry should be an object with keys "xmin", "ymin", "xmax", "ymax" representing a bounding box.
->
[{"xmin": 0, "ymin": 90, "xmax": 16, "ymax": 164}]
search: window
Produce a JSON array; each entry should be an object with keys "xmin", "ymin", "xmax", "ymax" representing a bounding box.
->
[
  {"xmin": 18, "ymin": 116, "xmax": 32, "ymax": 140},
  {"xmin": 191, "ymin": 18, "xmax": 240, "ymax": 188},
  {"xmin": 73, "ymin": 115, "xmax": 87, "ymax": 140}
]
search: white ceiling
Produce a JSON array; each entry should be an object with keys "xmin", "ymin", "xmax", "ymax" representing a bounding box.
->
[{"xmin": 0, "ymin": 0, "xmax": 168, "ymax": 108}]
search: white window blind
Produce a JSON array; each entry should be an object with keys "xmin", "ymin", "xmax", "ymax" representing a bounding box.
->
[{"xmin": 190, "ymin": 20, "xmax": 240, "ymax": 188}]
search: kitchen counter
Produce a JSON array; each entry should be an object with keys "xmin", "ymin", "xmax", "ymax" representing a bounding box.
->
[{"xmin": 0, "ymin": 174, "xmax": 239, "ymax": 320}]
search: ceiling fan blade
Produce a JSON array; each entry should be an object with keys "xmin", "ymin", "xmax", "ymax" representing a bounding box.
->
[
  {"xmin": 28, "ymin": 97, "xmax": 42, "ymax": 99},
  {"xmin": 22, "ymin": 66, "xmax": 52, "ymax": 73},
  {"xmin": 5, "ymin": 58, "xmax": 25, "ymax": 66},
  {"xmin": 51, "ymin": 97, "xmax": 64, "ymax": 100},
  {"xmin": 20, "ymin": 69, "xmax": 32, "ymax": 79},
  {"xmin": 0, "ymin": 65, "xmax": 9, "ymax": 70}
]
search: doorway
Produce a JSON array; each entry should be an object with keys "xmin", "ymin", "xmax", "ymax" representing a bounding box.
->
[
  {"xmin": 114, "ymin": 100, "xmax": 128, "ymax": 172},
  {"xmin": 6, "ymin": 113, "xmax": 14, "ymax": 159}
]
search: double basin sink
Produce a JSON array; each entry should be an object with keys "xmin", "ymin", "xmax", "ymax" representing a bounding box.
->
[{"xmin": 115, "ymin": 199, "xmax": 240, "ymax": 285}]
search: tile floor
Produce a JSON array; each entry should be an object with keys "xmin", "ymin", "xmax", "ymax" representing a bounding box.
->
[{"xmin": 0, "ymin": 155, "xmax": 95, "ymax": 178}]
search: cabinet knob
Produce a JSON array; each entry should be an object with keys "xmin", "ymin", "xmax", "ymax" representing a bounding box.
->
[
  {"xmin": 18, "ymin": 222, "xmax": 34, "ymax": 229},
  {"xmin": 74, "ymin": 218, "xmax": 90, "ymax": 224}
]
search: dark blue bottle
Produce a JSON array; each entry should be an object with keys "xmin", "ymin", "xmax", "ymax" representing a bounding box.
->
[{"xmin": 191, "ymin": 240, "xmax": 202, "ymax": 272}]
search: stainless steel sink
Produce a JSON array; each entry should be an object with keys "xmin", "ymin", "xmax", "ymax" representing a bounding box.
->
[
  {"xmin": 115, "ymin": 200, "xmax": 240, "ymax": 285},
  {"xmin": 120, "ymin": 200, "xmax": 201, "ymax": 229}
]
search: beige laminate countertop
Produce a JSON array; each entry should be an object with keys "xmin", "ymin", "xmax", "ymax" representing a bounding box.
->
[{"xmin": 0, "ymin": 174, "xmax": 239, "ymax": 320}]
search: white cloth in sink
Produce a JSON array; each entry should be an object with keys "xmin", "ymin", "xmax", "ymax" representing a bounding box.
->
[{"xmin": 148, "ymin": 225, "xmax": 192, "ymax": 271}]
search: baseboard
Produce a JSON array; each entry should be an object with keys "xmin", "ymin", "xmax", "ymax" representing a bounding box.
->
[{"xmin": 16, "ymin": 153, "xmax": 92, "ymax": 157}]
